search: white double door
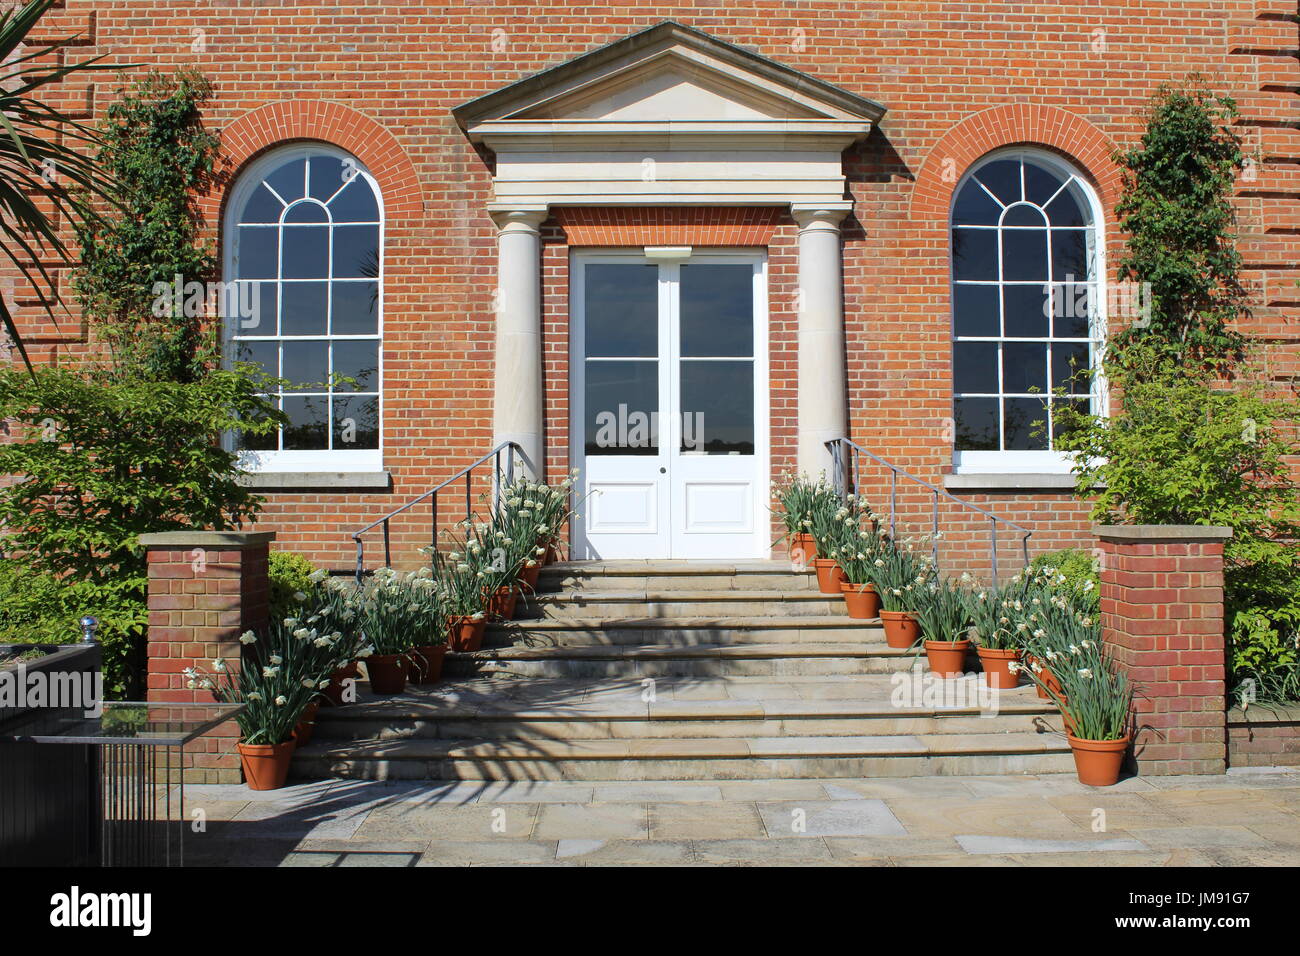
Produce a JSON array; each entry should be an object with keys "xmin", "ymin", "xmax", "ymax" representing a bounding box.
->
[{"xmin": 572, "ymin": 250, "xmax": 769, "ymax": 560}]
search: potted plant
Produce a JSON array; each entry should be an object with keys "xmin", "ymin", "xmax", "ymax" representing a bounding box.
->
[
  {"xmin": 1019, "ymin": 641, "xmax": 1135, "ymax": 786},
  {"xmin": 772, "ymin": 472, "xmax": 834, "ymax": 568},
  {"xmin": 433, "ymin": 535, "xmax": 490, "ymax": 652},
  {"xmin": 192, "ymin": 628, "xmax": 324, "ymax": 791},
  {"xmin": 808, "ymin": 498, "xmax": 855, "ymax": 594},
  {"xmin": 873, "ymin": 543, "xmax": 929, "ymax": 648},
  {"xmin": 966, "ymin": 586, "xmax": 1022, "ymax": 689},
  {"xmin": 348, "ymin": 568, "xmax": 427, "ymax": 694},
  {"xmin": 912, "ymin": 578, "xmax": 973, "ymax": 678},
  {"xmin": 835, "ymin": 522, "xmax": 885, "ymax": 619}
]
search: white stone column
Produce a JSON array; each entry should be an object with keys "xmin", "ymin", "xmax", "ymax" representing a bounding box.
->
[
  {"xmin": 791, "ymin": 204, "xmax": 850, "ymax": 478},
  {"xmin": 490, "ymin": 208, "xmax": 547, "ymax": 478}
]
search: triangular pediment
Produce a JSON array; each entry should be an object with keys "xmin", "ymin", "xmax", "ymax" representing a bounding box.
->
[{"xmin": 454, "ymin": 20, "xmax": 885, "ymax": 138}]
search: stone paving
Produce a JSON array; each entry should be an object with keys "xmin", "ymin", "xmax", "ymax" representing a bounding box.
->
[{"xmin": 178, "ymin": 766, "xmax": 1300, "ymax": 866}]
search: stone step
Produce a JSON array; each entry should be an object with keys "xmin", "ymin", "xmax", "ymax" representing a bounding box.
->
[
  {"xmin": 518, "ymin": 589, "xmax": 845, "ymax": 620},
  {"xmin": 290, "ymin": 730, "xmax": 1075, "ymax": 781},
  {"xmin": 538, "ymin": 560, "xmax": 816, "ymax": 593},
  {"xmin": 443, "ymin": 642, "xmax": 934, "ymax": 678},
  {"xmin": 486, "ymin": 615, "xmax": 884, "ymax": 647}
]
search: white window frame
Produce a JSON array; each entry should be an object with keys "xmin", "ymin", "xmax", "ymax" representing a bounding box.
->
[
  {"xmin": 949, "ymin": 148, "xmax": 1107, "ymax": 475},
  {"xmin": 222, "ymin": 143, "xmax": 384, "ymax": 473}
]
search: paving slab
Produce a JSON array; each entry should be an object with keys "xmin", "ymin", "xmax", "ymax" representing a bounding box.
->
[
  {"xmin": 353, "ymin": 803, "xmax": 539, "ymax": 842},
  {"xmin": 533, "ymin": 803, "xmax": 649, "ymax": 840},
  {"xmin": 955, "ymin": 834, "xmax": 1147, "ymax": 855},
  {"xmin": 649, "ymin": 802, "xmax": 766, "ymax": 840},
  {"xmin": 1120, "ymin": 825, "xmax": 1271, "ymax": 849},
  {"xmin": 757, "ymin": 799, "xmax": 906, "ymax": 838}
]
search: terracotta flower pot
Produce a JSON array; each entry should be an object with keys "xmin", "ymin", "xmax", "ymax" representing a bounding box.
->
[
  {"xmin": 321, "ymin": 661, "xmax": 359, "ymax": 707},
  {"xmin": 1067, "ymin": 734, "xmax": 1130, "ymax": 787},
  {"xmin": 408, "ymin": 644, "xmax": 447, "ymax": 685},
  {"xmin": 486, "ymin": 584, "xmax": 518, "ymax": 621},
  {"xmin": 790, "ymin": 532, "xmax": 818, "ymax": 568},
  {"xmin": 879, "ymin": 609, "xmax": 920, "ymax": 649},
  {"xmin": 840, "ymin": 581, "xmax": 881, "ymax": 619},
  {"xmin": 518, "ymin": 562, "xmax": 542, "ymax": 590},
  {"xmin": 365, "ymin": 653, "xmax": 407, "ymax": 695},
  {"xmin": 448, "ymin": 616, "xmax": 486, "ymax": 652},
  {"xmin": 238, "ymin": 739, "xmax": 295, "ymax": 791},
  {"xmin": 812, "ymin": 558, "xmax": 846, "ymax": 594},
  {"xmin": 976, "ymin": 646, "xmax": 1022, "ymax": 690},
  {"xmin": 1027, "ymin": 655, "xmax": 1063, "ymax": 701},
  {"xmin": 292, "ymin": 700, "xmax": 320, "ymax": 747},
  {"xmin": 924, "ymin": 638, "xmax": 971, "ymax": 679}
]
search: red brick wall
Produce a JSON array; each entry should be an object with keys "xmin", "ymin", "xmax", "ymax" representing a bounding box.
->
[
  {"xmin": 1227, "ymin": 707, "xmax": 1300, "ymax": 767},
  {"xmin": 8, "ymin": 2, "xmax": 1296, "ymax": 579}
]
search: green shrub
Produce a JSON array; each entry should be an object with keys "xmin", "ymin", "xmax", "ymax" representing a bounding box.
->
[
  {"xmin": 1028, "ymin": 548, "xmax": 1100, "ymax": 614},
  {"xmin": 268, "ymin": 550, "xmax": 321, "ymax": 621}
]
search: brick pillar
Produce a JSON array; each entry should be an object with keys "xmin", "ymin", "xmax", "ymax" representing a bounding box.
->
[
  {"xmin": 1096, "ymin": 524, "xmax": 1232, "ymax": 775},
  {"xmin": 139, "ymin": 530, "xmax": 275, "ymax": 783}
]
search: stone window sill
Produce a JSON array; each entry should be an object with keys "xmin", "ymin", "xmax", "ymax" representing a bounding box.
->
[
  {"xmin": 238, "ymin": 471, "xmax": 392, "ymax": 490},
  {"xmin": 942, "ymin": 473, "xmax": 1079, "ymax": 492}
]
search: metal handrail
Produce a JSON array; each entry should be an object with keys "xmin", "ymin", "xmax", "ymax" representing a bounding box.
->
[
  {"xmin": 825, "ymin": 437, "xmax": 1032, "ymax": 589},
  {"xmin": 351, "ymin": 441, "xmax": 522, "ymax": 582}
]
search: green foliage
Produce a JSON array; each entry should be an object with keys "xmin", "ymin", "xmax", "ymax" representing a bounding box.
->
[
  {"xmin": 268, "ymin": 550, "xmax": 320, "ymax": 621},
  {"xmin": 0, "ymin": 365, "xmax": 281, "ymax": 695},
  {"xmin": 771, "ymin": 472, "xmax": 840, "ymax": 539},
  {"xmin": 0, "ymin": 0, "xmax": 123, "ymax": 369},
  {"xmin": 911, "ymin": 577, "xmax": 971, "ymax": 644},
  {"xmin": 1109, "ymin": 78, "xmax": 1248, "ymax": 368},
  {"xmin": 74, "ymin": 69, "xmax": 221, "ymax": 382},
  {"xmin": 1028, "ymin": 548, "xmax": 1100, "ymax": 614}
]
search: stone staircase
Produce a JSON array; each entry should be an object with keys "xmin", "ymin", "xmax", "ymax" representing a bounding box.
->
[{"xmin": 291, "ymin": 560, "xmax": 1073, "ymax": 781}]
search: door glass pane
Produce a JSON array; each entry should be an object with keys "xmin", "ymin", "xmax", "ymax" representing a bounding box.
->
[
  {"xmin": 680, "ymin": 264, "xmax": 753, "ymax": 357},
  {"xmin": 680, "ymin": 360, "xmax": 753, "ymax": 455},
  {"xmin": 585, "ymin": 264, "xmax": 658, "ymax": 358},
  {"xmin": 585, "ymin": 360, "xmax": 658, "ymax": 456}
]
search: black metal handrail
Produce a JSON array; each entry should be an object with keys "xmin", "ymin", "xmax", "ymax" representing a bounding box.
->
[
  {"xmin": 352, "ymin": 441, "xmax": 522, "ymax": 582},
  {"xmin": 825, "ymin": 437, "xmax": 1032, "ymax": 589}
]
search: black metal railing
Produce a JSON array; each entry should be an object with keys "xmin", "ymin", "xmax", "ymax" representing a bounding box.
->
[
  {"xmin": 826, "ymin": 437, "xmax": 1032, "ymax": 589},
  {"xmin": 352, "ymin": 441, "xmax": 523, "ymax": 582}
]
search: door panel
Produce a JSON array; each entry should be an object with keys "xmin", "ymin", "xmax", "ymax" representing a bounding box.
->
[{"xmin": 572, "ymin": 252, "xmax": 767, "ymax": 560}]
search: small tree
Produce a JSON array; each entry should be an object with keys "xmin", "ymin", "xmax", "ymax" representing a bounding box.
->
[
  {"xmin": 1109, "ymin": 78, "xmax": 1248, "ymax": 371},
  {"xmin": 74, "ymin": 69, "xmax": 221, "ymax": 382}
]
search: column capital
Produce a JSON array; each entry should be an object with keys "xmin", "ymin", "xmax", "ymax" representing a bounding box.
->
[
  {"xmin": 790, "ymin": 203, "xmax": 852, "ymax": 232},
  {"xmin": 489, "ymin": 206, "xmax": 549, "ymax": 233}
]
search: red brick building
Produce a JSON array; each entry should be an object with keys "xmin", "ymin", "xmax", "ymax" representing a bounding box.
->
[{"xmin": 18, "ymin": 2, "xmax": 1300, "ymax": 576}]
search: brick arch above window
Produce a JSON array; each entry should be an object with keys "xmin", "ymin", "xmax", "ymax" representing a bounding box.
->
[
  {"xmin": 911, "ymin": 105, "xmax": 1122, "ymax": 225},
  {"xmin": 201, "ymin": 101, "xmax": 425, "ymax": 225}
]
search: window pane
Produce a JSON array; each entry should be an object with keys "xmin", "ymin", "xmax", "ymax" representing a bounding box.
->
[
  {"xmin": 333, "ymin": 340, "xmax": 378, "ymax": 392},
  {"xmin": 1003, "ymin": 284, "xmax": 1050, "ymax": 337},
  {"xmin": 955, "ymin": 397, "xmax": 999, "ymax": 450},
  {"xmin": 1051, "ymin": 229, "xmax": 1091, "ymax": 280},
  {"xmin": 282, "ymin": 395, "xmax": 328, "ymax": 450},
  {"xmin": 282, "ymin": 226, "xmax": 329, "ymax": 279},
  {"xmin": 265, "ymin": 158, "xmax": 306, "ymax": 203},
  {"xmin": 1052, "ymin": 396, "xmax": 1091, "ymax": 443},
  {"xmin": 953, "ymin": 228, "xmax": 997, "ymax": 280},
  {"xmin": 236, "ymin": 395, "xmax": 279, "ymax": 452},
  {"xmin": 282, "ymin": 340, "xmax": 329, "ymax": 392},
  {"xmin": 680, "ymin": 360, "xmax": 753, "ymax": 455},
  {"xmin": 1045, "ymin": 183, "xmax": 1090, "ymax": 226},
  {"xmin": 1001, "ymin": 229, "xmax": 1048, "ymax": 281},
  {"xmin": 975, "ymin": 159, "xmax": 1021, "ymax": 205},
  {"xmin": 952, "ymin": 284, "xmax": 999, "ymax": 336},
  {"xmin": 1004, "ymin": 397, "xmax": 1049, "ymax": 450},
  {"xmin": 1003, "ymin": 204, "xmax": 1045, "ymax": 227},
  {"xmin": 280, "ymin": 282, "xmax": 327, "ymax": 335},
  {"xmin": 1053, "ymin": 283, "xmax": 1095, "ymax": 338},
  {"xmin": 1002, "ymin": 341, "xmax": 1047, "ymax": 394},
  {"xmin": 585, "ymin": 264, "xmax": 658, "ymax": 358},
  {"xmin": 236, "ymin": 227, "xmax": 278, "ymax": 280},
  {"xmin": 284, "ymin": 201, "xmax": 328, "ymax": 224},
  {"xmin": 241, "ymin": 182, "xmax": 283, "ymax": 224},
  {"xmin": 953, "ymin": 341, "xmax": 998, "ymax": 393},
  {"xmin": 333, "ymin": 224, "xmax": 379, "ymax": 279},
  {"xmin": 232, "ymin": 339, "xmax": 277, "ymax": 380},
  {"xmin": 585, "ymin": 360, "xmax": 658, "ymax": 455},
  {"xmin": 328, "ymin": 175, "xmax": 379, "ymax": 222},
  {"xmin": 951, "ymin": 182, "xmax": 1001, "ymax": 225},
  {"xmin": 332, "ymin": 394, "xmax": 379, "ymax": 449},
  {"xmin": 1023, "ymin": 162, "xmax": 1065, "ymax": 206},
  {"xmin": 332, "ymin": 281, "xmax": 379, "ymax": 334},
  {"xmin": 1052, "ymin": 341, "xmax": 1092, "ymax": 394},
  {"xmin": 680, "ymin": 264, "xmax": 753, "ymax": 357},
  {"xmin": 308, "ymin": 155, "xmax": 348, "ymax": 202},
  {"xmin": 230, "ymin": 281, "xmax": 276, "ymax": 336}
]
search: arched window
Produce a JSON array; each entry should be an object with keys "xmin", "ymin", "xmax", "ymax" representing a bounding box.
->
[
  {"xmin": 950, "ymin": 149, "xmax": 1104, "ymax": 473},
  {"xmin": 225, "ymin": 144, "xmax": 382, "ymax": 471}
]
